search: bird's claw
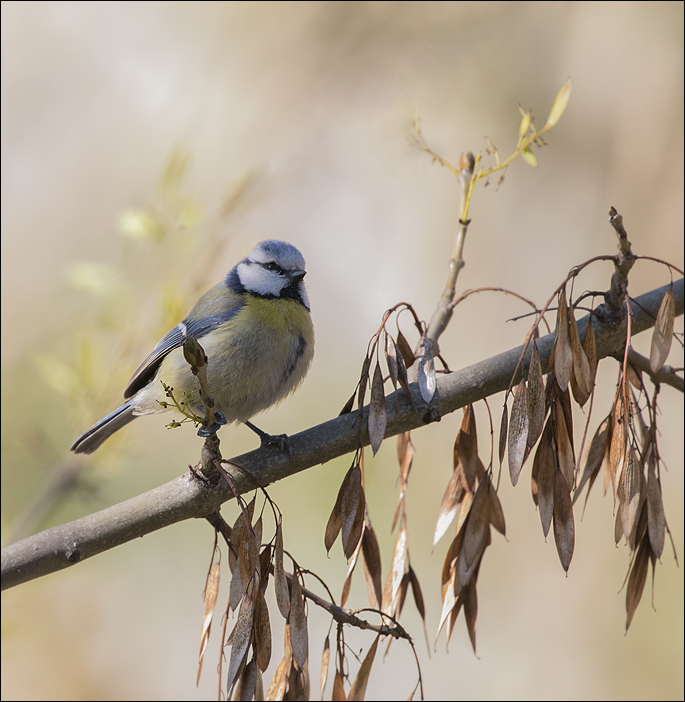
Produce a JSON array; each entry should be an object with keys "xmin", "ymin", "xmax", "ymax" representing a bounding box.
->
[
  {"xmin": 244, "ymin": 421, "xmax": 293, "ymax": 458},
  {"xmin": 260, "ymin": 432, "xmax": 293, "ymax": 458}
]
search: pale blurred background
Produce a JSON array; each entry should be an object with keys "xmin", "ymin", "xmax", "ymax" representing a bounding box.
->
[{"xmin": 1, "ymin": 2, "xmax": 683, "ymax": 700}]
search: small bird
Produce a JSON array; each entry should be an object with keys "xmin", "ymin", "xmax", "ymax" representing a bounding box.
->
[{"xmin": 71, "ymin": 240, "xmax": 314, "ymax": 454}]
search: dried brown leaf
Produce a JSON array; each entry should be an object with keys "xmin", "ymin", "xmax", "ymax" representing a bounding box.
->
[
  {"xmin": 508, "ymin": 380, "xmax": 529, "ymax": 486},
  {"xmin": 395, "ymin": 347, "xmax": 414, "ymax": 409},
  {"xmin": 357, "ymin": 354, "xmax": 372, "ymax": 426},
  {"xmin": 454, "ymin": 488, "xmax": 475, "ymax": 538},
  {"xmin": 433, "ymin": 468, "xmax": 465, "ymax": 547},
  {"xmin": 384, "ymin": 331, "xmax": 399, "ymax": 399},
  {"xmin": 555, "ymin": 288, "xmax": 573, "ymax": 392},
  {"xmin": 341, "ymin": 466, "xmax": 365, "ymax": 560},
  {"xmin": 361, "ymin": 523, "xmax": 383, "ymax": 609},
  {"xmin": 259, "ymin": 544, "xmax": 272, "ymax": 594},
  {"xmin": 463, "ymin": 579, "xmax": 478, "ymax": 655},
  {"xmin": 436, "ymin": 558, "xmax": 458, "ymax": 640},
  {"xmin": 533, "ymin": 421, "xmax": 555, "ymax": 537},
  {"xmin": 556, "ymin": 383, "xmax": 574, "ymax": 444},
  {"xmin": 266, "ymin": 657, "xmax": 288, "ymax": 701},
  {"xmin": 417, "ymin": 337, "xmax": 437, "ymax": 402},
  {"xmin": 287, "ymin": 660, "xmax": 309, "ymax": 700},
  {"xmin": 498, "ymin": 403, "xmax": 508, "ymax": 467},
  {"xmin": 339, "ymin": 390, "xmax": 356, "ymax": 416},
  {"xmin": 555, "ymin": 400, "xmax": 575, "ymax": 489},
  {"xmin": 458, "ymin": 523, "xmax": 490, "ymax": 591},
  {"xmin": 463, "ymin": 479, "xmax": 491, "ymax": 569},
  {"xmin": 341, "ymin": 536, "xmax": 362, "ymax": 608},
  {"xmin": 570, "ymin": 366, "xmax": 589, "ymax": 408},
  {"xmin": 619, "ymin": 448, "xmax": 642, "ymax": 542},
  {"xmin": 548, "ymin": 335, "xmax": 557, "ymax": 369},
  {"xmin": 289, "ymin": 573, "xmax": 309, "ymax": 669},
  {"xmin": 392, "ymin": 433, "xmax": 414, "ymax": 532},
  {"xmin": 583, "ymin": 317, "xmax": 598, "ymax": 387},
  {"xmin": 459, "ymin": 404, "xmax": 479, "ymax": 449},
  {"xmin": 489, "ymin": 482, "xmax": 506, "ymax": 536},
  {"xmin": 274, "ymin": 519, "xmax": 290, "ymax": 619},
  {"xmin": 531, "ymin": 457, "xmax": 539, "ymax": 506},
  {"xmin": 229, "ymin": 556, "xmax": 243, "ymax": 612},
  {"xmin": 347, "ymin": 635, "xmax": 380, "ymax": 700},
  {"xmin": 441, "ymin": 531, "xmax": 464, "ymax": 596},
  {"xmin": 444, "ymin": 594, "xmax": 463, "ymax": 651},
  {"xmin": 254, "ymin": 590, "xmax": 272, "ymax": 672},
  {"xmin": 382, "ymin": 528, "xmax": 408, "ymax": 616},
  {"xmin": 368, "ymin": 361, "xmax": 387, "ymax": 455},
  {"xmin": 320, "ymin": 636, "xmax": 330, "ymax": 701},
  {"xmin": 553, "ymin": 470, "xmax": 575, "ymax": 572},
  {"xmin": 626, "ymin": 536, "xmax": 650, "ymax": 630},
  {"xmin": 537, "ymin": 449, "xmax": 556, "ymax": 539},
  {"xmin": 526, "ymin": 342, "xmax": 546, "ymax": 448},
  {"xmin": 650, "ymin": 283, "xmax": 675, "ymax": 373},
  {"xmin": 240, "ymin": 658, "xmax": 257, "ymax": 702},
  {"xmin": 396, "ymin": 328, "xmax": 415, "ymax": 367},
  {"xmin": 647, "ymin": 457, "xmax": 665, "ymax": 559},
  {"xmin": 229, "ymin": 497, "xmax": 256, "ymax": 573},
  {"xmin": 569, "ymin": 304, "xmax": 592, "ymax": 406},
  {"xmin": 574, "ymin": 415, "xmax": 611, "ymax": 506},
  {"xmin": 226, "ymin": 593, "xmax": 255, "ymax": 693},
  {"xmin": 456, "ymin": 405, "xmax": 479, "ymax": 490},
  {"xmin": 238, "ymin": 520, "xmax": 257, "ymax": 599},
  {"xmin": 629, "ymin": 483, "xmax": 649, "ymax": 552},
  {"xmin": 407, "ymin": 565, "xmax": 427, "ymax": 622},
  {"xmin": 396, "ymin": 571, "xmax": 411, "ymax": 620},
  {"xmin": 332, "ymin": 670, "xmax": 347, "ymax": 701},
  {"xmin": 631, "ymin": 387, "xmax": 650, "ymax": 444},
  {"xmin": 397, "ymin": 431, "xmax": 414, "ymax": 483},
  {"xmin": 254, "ymin": 663, "xmax": 264, "ymax": 702},
  {"xmin": 252, "ymin": 517, "xmax": 263, "ymax": 576},
  {"xmin": 609, "ymin": 397, "xmax": 628, "ymax": 501},
  {"xmin": 397, "ymin": 431, "xmax": 409, "ymax": 466},
  {"xmin": 325, "ymin": 477, "xmax": 345, "ymax": 554},
  {"xmin": 197, "ymin": 562, "xmax": 220, "ymax": 685},
  {"xmin": 614, "ymin": 508, "xmax": 624, "ymax": 545}
]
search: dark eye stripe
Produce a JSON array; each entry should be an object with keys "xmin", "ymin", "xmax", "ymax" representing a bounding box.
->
[{"xmin": 263, "ymin": 261, "xmax": 285, "ymax": 274}]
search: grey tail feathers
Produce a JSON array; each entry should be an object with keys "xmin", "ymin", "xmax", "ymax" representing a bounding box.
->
[{"xmin": 70, "ymin": 402, "xmax": 137, "ymax": 454}]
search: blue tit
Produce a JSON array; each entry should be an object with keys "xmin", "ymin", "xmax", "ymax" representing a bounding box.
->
[{"xmin": 71, "ymin": 240, "xmax": 314, "ymax": 454}]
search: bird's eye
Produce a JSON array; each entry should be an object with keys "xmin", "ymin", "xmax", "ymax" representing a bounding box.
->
[{"xmin": 264, "ymin": 262, "xmax": 281, "ymax": 272}]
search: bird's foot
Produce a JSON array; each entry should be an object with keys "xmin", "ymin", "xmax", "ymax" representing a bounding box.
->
[{"xmin": 244, "ymin": 421, "xmax": 293, "ymax": 458}]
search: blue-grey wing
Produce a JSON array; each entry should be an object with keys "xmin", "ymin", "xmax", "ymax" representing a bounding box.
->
[{"xmin": 124, "ymin": 290, "xmax": 244, "ymax": 399}]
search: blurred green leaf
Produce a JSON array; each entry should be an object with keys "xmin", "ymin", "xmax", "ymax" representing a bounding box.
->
[
  {"xmin": 64, "ymin": 261, "xmax": 118, "ymax": 294},
  {"xmin": 545, "ymin": 79, "xmax": 571, "ymax": 129},
  {"xmin": 521, "ymin": 146, "xmax": 538, "ymax": 167},
  {"xmin": 177, "ymin": 199, "xmax": 203, "ymax": 229},
  {"xmin": 160, "ymin": 149, "xmax": 191, "ymax": 195},
  {"xmin": 33, "ymin": 353, "xmax": 80, "ymax": 396},
  {"xmin": 117, "ymin": 208, "xmax": 166, "ymax": 240}
]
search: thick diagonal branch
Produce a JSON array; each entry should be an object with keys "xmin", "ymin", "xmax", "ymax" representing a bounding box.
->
[{"xmin": 2, "ymin": 279, "xmax": 682, "ymax": 590}]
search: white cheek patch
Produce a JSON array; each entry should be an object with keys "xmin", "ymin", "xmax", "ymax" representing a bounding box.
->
[
  {"xmin": 298, "ymin": 282, "xmax": 311, "ymax": 310},
  {"xmin": 237, "ymin": 262, "xmax": 285, "ymax": 296}
]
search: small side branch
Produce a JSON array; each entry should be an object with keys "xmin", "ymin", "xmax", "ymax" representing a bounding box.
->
[
  {"xmin": 624, "ymin": 348, "xmax": 684, "ymax": 392},
  {"xmin": 603, "ymin": 206, "xmax": 636, "ymax": 316}
]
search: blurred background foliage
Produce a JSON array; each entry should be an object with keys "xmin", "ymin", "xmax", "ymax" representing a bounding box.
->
[{"xmin": 1, "ymin": 2, "xmax": 683, "ymax": 700}]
